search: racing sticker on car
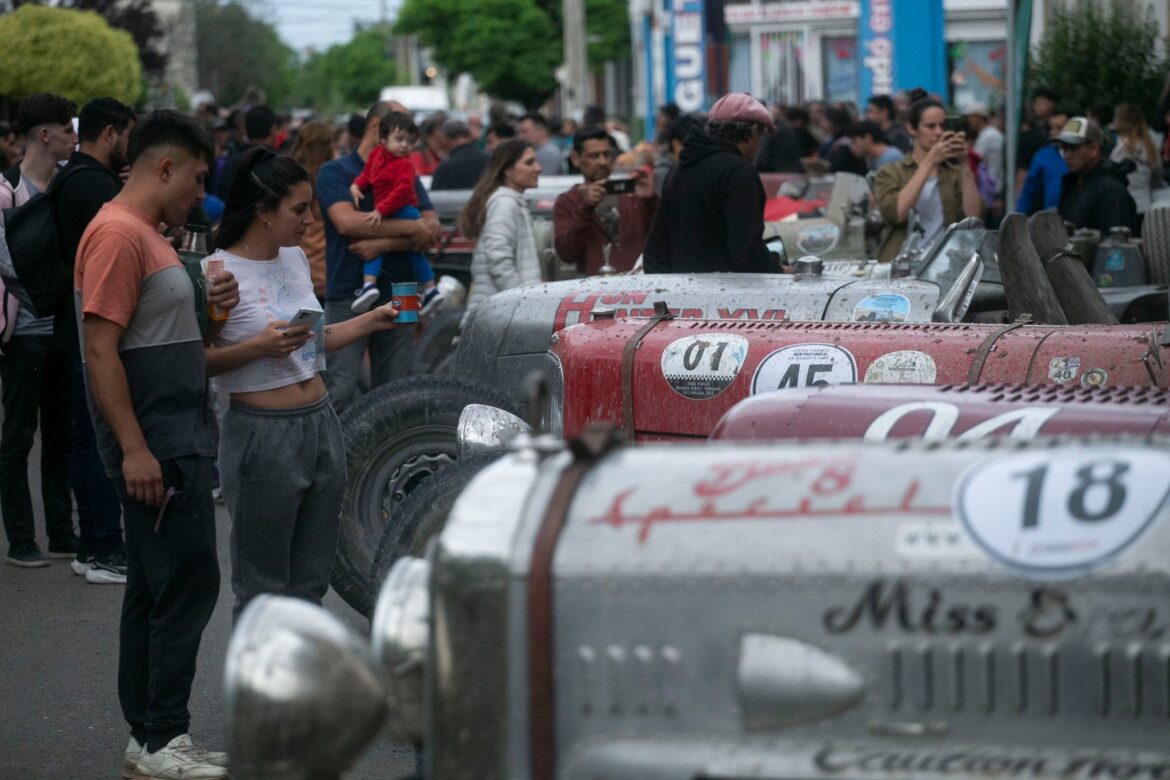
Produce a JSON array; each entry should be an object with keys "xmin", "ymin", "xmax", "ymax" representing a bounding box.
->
[
  {"xmin": 1048, "ymin": 356, "xmax": 1081, "ymax": 384},
  {"xmin": 852, "ymin": 293, "xmax": 911, "ymax": 323},
  {"xmin": 955, "ymin": 447, "xmax": 1170, "ymax": 578},
  {"xmin": 751, "ymin": 344, "xmax": 857, "ymax": 394},
  {"xmin": 863, "ymin": 350, "xmax": 937, "ymax": 384},
  {"xmin": 660, "ymin": 335, "xmax": 749, "ymax": 400}
]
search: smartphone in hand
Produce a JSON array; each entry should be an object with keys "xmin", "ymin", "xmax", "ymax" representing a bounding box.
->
[{"xmin": 281, "ymin": 307, "xmax": 324, "ymax": 330}]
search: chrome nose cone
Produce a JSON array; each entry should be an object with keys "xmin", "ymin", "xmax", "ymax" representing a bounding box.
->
[
  {"xmin": 225, "ymin": 596, "xmax": 389, "ymax": 780},
  {"xmin": 372, "ymin": 557, "xmax": 431, "ymax": 746},
  {"xmin": 737, "ymin": 633, "xmax": 865, "ymax": 728}
]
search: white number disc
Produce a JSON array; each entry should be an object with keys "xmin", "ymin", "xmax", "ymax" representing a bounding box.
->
[{"xmin": 955, "ymin": 447, "xmax": 1170, "ymax": 578}]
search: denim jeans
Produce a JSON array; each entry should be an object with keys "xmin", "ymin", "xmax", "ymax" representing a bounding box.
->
[
  {"xmin": 71, "ymin": 359, "xmax": 124, "ymax": 556},
  {"xmin": 323, "ymin": 299, "xmax": 416, "ymax": 414},
  {"xmin": 0, "ymin": 334, "xmax": 73, "ymax": 546}
]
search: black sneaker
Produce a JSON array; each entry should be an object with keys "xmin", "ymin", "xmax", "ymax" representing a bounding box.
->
[
  {"xmin": 87, "ymin": 549, "xmax": 127, "ymax": 585},
  {"xmin": 6, "ymin": 540, "xmax": 50, "ymax": 568},
  {"xmin": 47, "ymin": 533, "xmax": 80, "ymax": 559}
]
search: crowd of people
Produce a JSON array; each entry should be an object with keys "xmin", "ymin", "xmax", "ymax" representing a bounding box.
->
[{"xmin": 2, "ymin": 76, "xmax": 1170, "ymax": 778}]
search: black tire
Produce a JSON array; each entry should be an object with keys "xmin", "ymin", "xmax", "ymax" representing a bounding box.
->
[
  {"xmin": 1143, "ymin": 205, "xmax": 1170, "ymax": 284},
  {"xmin": 334, "ymin": 376, "xmax": 520, "ymax": 615},
  {"xmin": 410, "ymin": 306, "xmax": 464, "ymax": 375},
  {"xmin": 368, "ymin": 452, "xmax": 503, "ymax": 601}
]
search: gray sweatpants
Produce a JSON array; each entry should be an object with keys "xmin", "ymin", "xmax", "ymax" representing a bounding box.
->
[{"xmin": 219, "ymin": 395, "xmax": 346, "ymax": 622}]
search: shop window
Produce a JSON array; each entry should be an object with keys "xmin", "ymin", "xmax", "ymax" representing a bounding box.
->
[
  {"xmin": 760, "ymin": 29, "xmax": 806, "ymax": 106},
  {"xmin": 730, "ymin": 34, "xmax": 752, "ymax": 94},
  {"xmin": 822, "ymin": 35, "xmax": 858, "ymax": 105},
  {"xmin": 948, "ymin": 40, "xmax": 1006, "ymax": 112}
]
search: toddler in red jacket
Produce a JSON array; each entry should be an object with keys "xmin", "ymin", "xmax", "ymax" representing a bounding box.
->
[{"xmin": 349, "ymin": 112, "xmax": 440, "ymax": 313}]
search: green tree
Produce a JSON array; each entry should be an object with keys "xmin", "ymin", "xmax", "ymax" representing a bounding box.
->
[
  {"xmin": 396, "ymin": 0, "xmax": 629, "ymax": 107},
  {"xmin": 9, "ymin": 0, "xmax": 168, "ymax": 77},
  {"xmin": 194, "ymin": 0, "xmax": 297, "ymax": 108},
  {"xmin": 0, "ymin": 4, "xmax": 141, "ymax": 104},
  {"xmin": 299, "ymin": 25, "xmax": 400, "ymax": 113},
  {"xmin": 1028, "ymin": 4, "xmax": 1167, "ymax": 116}
]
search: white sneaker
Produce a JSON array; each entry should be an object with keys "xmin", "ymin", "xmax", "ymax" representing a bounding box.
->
[
  {"xmin": 131, "ymin": 734, "xmax": 228, "ymax": 779},
  {"xmin": 86, "ymin": 562, "xmax": 126, "ymax": 585},
  {"xmin": 70, "ymin": 554, "xmax": 92, "ymax": 576}
]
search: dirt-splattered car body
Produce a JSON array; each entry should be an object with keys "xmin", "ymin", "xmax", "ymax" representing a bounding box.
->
[{"xmin": 547, "ymin": 317, "xmax": 1170, "ymax": 440}]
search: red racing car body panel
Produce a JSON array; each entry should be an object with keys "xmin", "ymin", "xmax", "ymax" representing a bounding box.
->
[
  {"xmin": 551, "ymin": 318, "xmax": 1170, "ymax": 440},
  {"xmin": 709, "ymin": 384, "xmax": 1170, "ymax": 442}
]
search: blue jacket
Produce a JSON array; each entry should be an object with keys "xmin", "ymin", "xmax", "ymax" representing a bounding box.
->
[{"xmin": 1015, "ymin": 143, "xmax": 1067, "ymax": 214}]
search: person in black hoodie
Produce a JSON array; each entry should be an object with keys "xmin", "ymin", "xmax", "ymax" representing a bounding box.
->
[
  {"xmin": 1055, "ymin": 116, "xmax": 1139, "ymax": 235},
  {"xmin": 644, "ymin": 93, "xmax": 779, "ymax": 274},
  {"xmin": 55, "ymin": 97, "xmax": 137, "ymax": 582}
]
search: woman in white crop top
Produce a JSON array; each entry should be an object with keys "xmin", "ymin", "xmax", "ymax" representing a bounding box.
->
[{"xmin": 205, "ymin": 148, "xmax": 403, "ymax": 621}]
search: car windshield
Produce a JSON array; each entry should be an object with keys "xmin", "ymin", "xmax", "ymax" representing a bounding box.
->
[{"xmin": 916, "ymin": 226, "xmax": 994, "ymax": 290}]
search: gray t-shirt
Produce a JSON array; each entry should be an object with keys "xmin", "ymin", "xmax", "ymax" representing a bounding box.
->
[
  {"xmin": 535, "ymin": 142, "xmax": 564, "ymax": 175},
  {"xmin": 916, "ymin": 176, "xmax": 945, "ymax": 248}
]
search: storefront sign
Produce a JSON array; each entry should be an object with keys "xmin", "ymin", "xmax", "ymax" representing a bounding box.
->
[
  {"xmin": 856, "ymin": 0, "xmax": 946, "ymax": 103},
  {"xmin": 670, "ymin": 0, "xmax": 707, "ymax": 112},
  {"xmin": 724, "ymin": 0, "xmax": 857, "ymax": 26}
]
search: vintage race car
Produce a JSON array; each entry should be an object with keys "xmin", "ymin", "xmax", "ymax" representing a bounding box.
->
[
  {"xmin": 225, "ymin": 435, "xmax": 1170, "ymax": 780},
  {"xmin": 549, "ymin": 315, "xmax": 1170, "ymax": 440},
  {"xmin": 710, "ymin": 383, "xmax": 1170, "ymax": 443},
  {"xmin": 330, "ymin": 218, "xmax": 1168, "ymax": 615}
]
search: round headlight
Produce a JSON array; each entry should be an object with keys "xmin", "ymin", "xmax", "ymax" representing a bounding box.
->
[
  {"xmin": 225, "ymin": 596, "xmax": 389, "ymax": 780},
  {"xmin": 372, "ymin": 557, "xmax": 431, "ymax": 746}
]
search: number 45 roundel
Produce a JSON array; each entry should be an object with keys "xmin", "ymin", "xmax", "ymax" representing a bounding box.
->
[{"xmin": 955, "ymin": 448, "xmax": 1170, "ymax": 578}]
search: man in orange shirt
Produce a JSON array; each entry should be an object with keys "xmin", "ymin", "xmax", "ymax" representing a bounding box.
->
[{"xmin": 75, "ymin": 110, "xmax": 239, "ymax": 780}]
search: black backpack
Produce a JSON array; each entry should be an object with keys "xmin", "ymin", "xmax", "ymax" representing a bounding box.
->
[{"xmin": 0, "ymin": 163, "xmax": 86, "ymax": 317}]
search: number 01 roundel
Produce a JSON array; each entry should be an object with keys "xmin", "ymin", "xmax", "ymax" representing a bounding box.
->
[{"xmin": 955, "ymin": 448, "xmax": 1170, "ymax": 578}]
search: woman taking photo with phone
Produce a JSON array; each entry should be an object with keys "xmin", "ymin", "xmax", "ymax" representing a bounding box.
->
[
  {"xmin": 874, "ymin": 89, "xmax": 983, "ymax": 262},
  {"xmin": 207, "ymin": 147, "xmax": 401, "ymax": 620},
  {"xmin": 458, "ymin": 138, "xmax": 542, "ymax": 325}
]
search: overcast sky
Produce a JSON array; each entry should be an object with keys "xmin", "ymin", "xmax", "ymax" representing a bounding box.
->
[{"xmin": 253, "ymin": 0, "xmax": 397, "ymax": 53}]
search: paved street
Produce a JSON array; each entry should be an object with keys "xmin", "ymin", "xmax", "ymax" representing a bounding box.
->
[{"xmin": 0, "ymin": 435, "xmax": 417, "ymax": 779}]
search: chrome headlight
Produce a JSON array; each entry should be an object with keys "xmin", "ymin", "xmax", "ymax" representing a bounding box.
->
[
  {"xmin": 225, "ymin": 596, "xmax": 388, "ymax": 780},
  {"xmin": 796, "ymin": 223, "xmax": 840, "ymax": 255},
  {"xmin": 371, "ymin": 556, "xmax": 432, "ymax": 747},
  {"xmin": 457, "ymin": 404, "xmax": 531, "ymax": 459}
]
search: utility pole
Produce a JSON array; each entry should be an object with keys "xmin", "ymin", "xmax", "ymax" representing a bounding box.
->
[{"xmin": 562, "ymin": 0, "xmax": 589, "ymax": 116}]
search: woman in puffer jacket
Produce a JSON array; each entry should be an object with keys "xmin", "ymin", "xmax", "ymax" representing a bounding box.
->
[{"xmin": 458, "ymin": 139, "xmax": 543, "ymax": 326}]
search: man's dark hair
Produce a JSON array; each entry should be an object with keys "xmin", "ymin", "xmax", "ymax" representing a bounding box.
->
[
  {"xmin": 126, "ymin": 110, "xmax": 214, "ymax": 166},
  {"xmin": 1088, "ymin": 102, "xmax": 1114, "ymax": 127},
  {"xmin": 346, "ymin": 112, "xmax": 366, "ymax": 139},
  {"xmin": 705, "ymin": 120, "xmax": 758, "ymax": 145},
  {"xmin": 866, "ymin": 94, "xmax": 895, "ymax": 120},
  {"xmin": 379, "ymin": 111, "xmax": 418, "ymax": 139},
  {"xmin": 846, "ymin": 121, "xmax": 884, "ymax": 142},
  {"xmin": 571, "ymin": 124, "xmax": 616, "ymax": 154},
  {"xmin": 488, "ymin": 123, "xmax": 516, "ymax": 140},
  {"xmin": 1032, "ymin": 87, "xmax": 1058, "ymax": 103},
  {"xmin": 441, "ymin": 119, "xmax": 473, "ymax": 142},
  {"xmin": 78, "ymin": 97, "xmax": 136, "ymax": 143},
  {"xmin": 0, "ymin": 121, "xmax": 12, "ymax": 138},
  {"xmin": 521, "ymin": 112, "xmax": 549, "ymax": 132},
  {"xmin": 15, "ymin": 92, "xmax": 76, "ymax": 137},
  {"xmin": 669, "ymin": 114, "xmax": 702, "ymax": 144},
  {"xmin": 418, "ymin": 112, "xmax": 447, "ymax": 139},
  {"xmin": 244, "ymin": 104, "xmax": 277, "ymax": 141},
  {"xmin": 823, "ymin": 106, "xmax": 852, "ymax": 136},
  {"xmin": 785, "ymin": 106, "xmax": 810, "ymax": 126},
  {"xmin": 658, "ymin": 103, "xmax": 681, "ymax": 122}
]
